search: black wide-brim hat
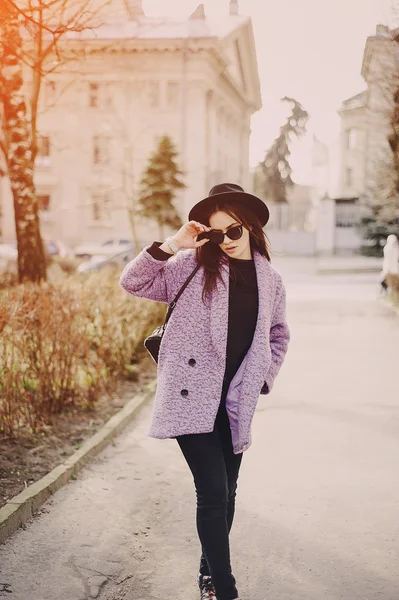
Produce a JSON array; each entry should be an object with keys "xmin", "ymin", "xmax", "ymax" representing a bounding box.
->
[{"xmin": 188, "ymin": 183, "xmax": 269, "ymax": 227}]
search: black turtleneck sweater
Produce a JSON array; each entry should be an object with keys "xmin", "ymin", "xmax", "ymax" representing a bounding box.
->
[
  {"xmin": 225, "ymin": 256, "xmax": 258, "ymax": 383},
  {"xmin": 147, "ymin": 243, "xmax": 259, "ymax": 385}
]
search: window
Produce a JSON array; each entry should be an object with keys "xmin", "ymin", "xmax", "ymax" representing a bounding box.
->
[
  {"xmin": 38, "ymin": 194, "xmax": 51, "ymax": 211},
  {"xmin": 91, "ymin": 193, "xmax": 110, "ymax": 222},
  {"xmin": 89, "ymin": 83, "xmax": 113, "ymax": 108},
  {"xmin": 345, "ymin": 167, "xmax": 353, "ymax": 187},
  {"xmin": 346, "ymin": 128, "xmax": 357, "ymax": 150},
  {"xmin": 35, "ymin": 136, "xmax": 51, "ymax": 167},
  {"xmin": 92, "ymin": 198, "xmax": 102, "ymax": 221},
  {"xmin": 166, "ymin": 81, "xmax": 179, "ymax": 109},
  {"xmin": 93, "ymin": 136, "xmax": 110, "ymax": 165},
  {"xmin": 148, "ymin": 81, "xmax": 160, "ymax": 108},
  {"xmin": 89, "ymin": 83, "xmax": 100, "ymax": 108}
]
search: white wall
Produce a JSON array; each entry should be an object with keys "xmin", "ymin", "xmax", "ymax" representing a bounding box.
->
[
  {"xmin": 265, "ymin": 199, "xmax": 366, "ymax": 256},
  {"xmin": 267, "ymin": 230, "xmax": 316, "ymax": 256},
  {"xmin": 335, "ymin": 228, "xmax": 364, "ymax": 253}
]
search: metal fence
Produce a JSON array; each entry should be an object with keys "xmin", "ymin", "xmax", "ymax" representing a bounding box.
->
[{"xmin": 335, "ymin": 203, "xmax": 363, "ymax": 229}]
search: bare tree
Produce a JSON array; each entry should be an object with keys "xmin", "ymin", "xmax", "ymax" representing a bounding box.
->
[
  {"xmin": 0, "ymin": 2, "xmax": 46, "ymax": 281},
  {"xmin": 81, "ymin": 81, "xmax": 168, "ymax": 255},
  {"xmin": 357, "ymin": 19, "xmax": 399, "ymax": 253},
  {"xmin": 103, "ymin": 97, "xmax": 148, "ymax": 255},
  {"xmin": 0, "ymin": 0, "xmax": 110, "ymax": 282}
]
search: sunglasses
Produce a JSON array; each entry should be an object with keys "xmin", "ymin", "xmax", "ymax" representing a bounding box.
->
[{"xmin": 197, "ymin": 224, "xmax": 244, "ymax": 245}]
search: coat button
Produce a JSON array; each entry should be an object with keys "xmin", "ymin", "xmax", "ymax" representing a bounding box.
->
[
  {"xmin": 188, "ymin": 358, "xmax": 196, "ymax": 367},
  {"xmin": 180, "ymin": 389, "xmax": 189, "ymax": 397}
]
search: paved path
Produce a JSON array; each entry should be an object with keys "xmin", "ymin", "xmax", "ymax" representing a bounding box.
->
[{"xmin": 1, "ymin": 261, "xmax": 398, "ymax": 600}]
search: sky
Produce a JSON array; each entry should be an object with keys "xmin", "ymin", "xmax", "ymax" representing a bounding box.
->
[{"xmin": 143, "ymin": 0, "xmax": 393, "ymax": 184}]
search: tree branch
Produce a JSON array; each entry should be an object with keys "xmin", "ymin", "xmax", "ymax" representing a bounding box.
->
[{"xmin": 4, "ymin": 0, "xmax": 58, "ymax": 36}]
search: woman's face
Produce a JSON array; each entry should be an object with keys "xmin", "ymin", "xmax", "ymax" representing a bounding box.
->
[{"xmin": 208, "ymin": 211, "xmax": 252, "ymax": 260}]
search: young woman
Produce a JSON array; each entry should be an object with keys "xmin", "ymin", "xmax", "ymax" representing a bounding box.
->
[{"xmin": 120, "ymin": 183, "xmax": 290, "ymax": 600}]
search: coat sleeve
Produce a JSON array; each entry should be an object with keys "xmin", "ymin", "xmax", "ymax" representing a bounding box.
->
[
  {"xmin": 119, "ymin": 245, "xmax": 181, "ymax": 303},
  {"xmin": 261, "ymin": 275, "xmax": 290, "ymax": 394}
]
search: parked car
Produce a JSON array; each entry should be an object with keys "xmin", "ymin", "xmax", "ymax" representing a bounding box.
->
[
  {"xmin": 77, "ymin": 247, "xmax": 135, "ymax": 274},
  {"xmin": 74, "ymin": 239, "xmax": 133, "ymax": 259},
  {"xmin": 45, "ymin": 239, "xmax": 74, "ymax": 258}
]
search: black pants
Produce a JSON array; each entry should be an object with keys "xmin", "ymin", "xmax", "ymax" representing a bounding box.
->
[{"xmin": 176, "ymin": 391, "xmax": 243, "ymax": 600}]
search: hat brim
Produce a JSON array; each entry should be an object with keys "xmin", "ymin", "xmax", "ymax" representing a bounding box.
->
[{"xmin": 188, "ymin": 191, "xmax": 269, "ymax": 227}]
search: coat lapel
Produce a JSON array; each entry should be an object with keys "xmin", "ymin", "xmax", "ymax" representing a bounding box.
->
[
  {"xmin": 251, "ymin": 252, "xmax": 272, "ymax": 361},
  {"xmin": 209, "ymin": 260, "xmax": 229, "ymax": 366}
]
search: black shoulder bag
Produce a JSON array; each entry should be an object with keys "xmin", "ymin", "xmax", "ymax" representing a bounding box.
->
[{"xmin": 144, "ymin": 263, "xmax": 201, "ymax": 363}]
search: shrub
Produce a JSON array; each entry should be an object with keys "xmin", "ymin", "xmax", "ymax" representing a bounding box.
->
[
  {"xmin": 0, "ymin": 270, "xmax": 18, "ymax": 290},
  {"xmin": 386, "ymin": 274, "xmax": 399, "ymax": 305},
  {"xmin": 357, "ymin": 215, "xmax": 399, "ymax": 257},
  {"xmin": 0, "ymin": 270, "xmax": 164, "ymax": 438},
  {"xmin": 386, "ymin": 273, "xmax": 399, "ymax": 292}
]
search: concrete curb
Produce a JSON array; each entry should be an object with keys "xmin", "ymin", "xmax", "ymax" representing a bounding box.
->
[
  {"xmin": 316, "ymin": 267, "xmax": 381, "ymax": 275},
  {"xmin": 0, "ymin": 379, "xmax": 156, "ymax": 545}
]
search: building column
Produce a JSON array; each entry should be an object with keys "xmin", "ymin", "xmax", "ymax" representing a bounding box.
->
[
  {"xmin": 315, "ymin": 195, "xmax": 336, "ymax": 255},
  {"xmin": 183, "ymin": 82, "xmax": 208, "ymax": 215}
]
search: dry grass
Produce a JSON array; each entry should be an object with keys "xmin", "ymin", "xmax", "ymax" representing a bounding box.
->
[
  {"xmin": 386, "ymin": 273, "xmax": 399, "ymax": 293},
  {"xmin": 0, "ymin": 269, "xmax": 164, "ymax": 438}
]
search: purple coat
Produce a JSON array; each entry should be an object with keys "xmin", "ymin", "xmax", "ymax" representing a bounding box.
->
[{"xmin": 120, "ymin": 247, "xmax": 290, "ymax": 453}]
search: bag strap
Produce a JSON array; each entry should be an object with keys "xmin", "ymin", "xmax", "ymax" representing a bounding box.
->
[{"xmin": 164, "ymin": 263, "xmax": 201, "ymax": 327}]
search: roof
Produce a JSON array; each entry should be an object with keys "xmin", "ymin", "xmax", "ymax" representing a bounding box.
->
[
  {"xmin": 339, "ymin": 90, "xmax": 367, "ymax": 112},
  {"xmin": 334, "ymin": 197, "xmax": 359, "ymax": 204},
  {"xmin": 60, "ymin": 6, "xmax": 262, "ymax": 112},
  {"xmin": 67, "ymin": 14, "xmax": 250, "ymax": 42}
]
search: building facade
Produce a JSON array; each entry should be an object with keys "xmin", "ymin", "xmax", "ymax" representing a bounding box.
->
[
  {"xmin": 0, "ymin": 1, "xmax": 262, "ymax": 247},
  {"xmin": 337, "ymin": 91, "xmax": 369, "ymax": 199},
  {"xmin": 338, "ymin": 24, "xmax": 397, "ymax": 202}
]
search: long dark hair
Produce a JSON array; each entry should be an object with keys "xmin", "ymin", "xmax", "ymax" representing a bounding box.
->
[{"xmin": 195, "ymin": 202, "xmax": 271, "ymax": 302}]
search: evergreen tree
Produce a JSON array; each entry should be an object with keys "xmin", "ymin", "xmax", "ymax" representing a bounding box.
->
[
  {"xmin": 256, "ymin": 97, "xmax": 309, "ymax": 203},
  {"xmin": 138, "ymin": 136, "xmax": 184, "ymax": 240},
  {"xmin": 357, "ymin": 215, "xmax": 399, "ymax": 256}
]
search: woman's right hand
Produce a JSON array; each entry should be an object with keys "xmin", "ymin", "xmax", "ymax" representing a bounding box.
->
[{"xmin": 173, "ymin": 221, "xmax": 211, "ymax": 249}]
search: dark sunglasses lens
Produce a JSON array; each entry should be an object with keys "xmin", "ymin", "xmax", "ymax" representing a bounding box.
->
[
  {"xmin": 210, "ymin": 232, "xmax": 224, "ymax": 244},
  {"xmin": 207, "ymin": 225, "xmax": 243, "ymax": 244},
  {"xmin": 227, "ymin": 225, "xmax": 243, "ymax": 240}
]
